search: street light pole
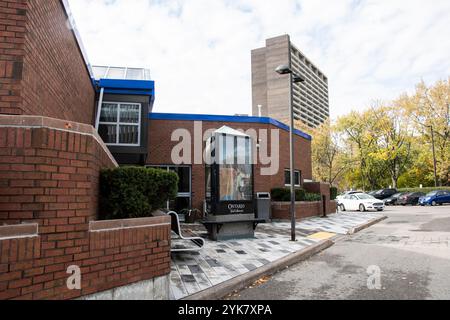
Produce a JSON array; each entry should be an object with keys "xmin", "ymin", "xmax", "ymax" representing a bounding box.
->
[
  {"xmin": 288, "ymin": 53, "xmax": 296, "ymax": 242},
  {"xmin": 275, "ymin": 43, "xmax": 305, "ymax": 242}
]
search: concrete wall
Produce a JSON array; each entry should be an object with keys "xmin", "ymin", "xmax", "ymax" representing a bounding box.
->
[{"xmin": 251, "ymin": 35, "xmax": 291, "ymax": 124}]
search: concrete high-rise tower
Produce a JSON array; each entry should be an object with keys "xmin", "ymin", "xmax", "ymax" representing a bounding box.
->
[{"xmin": 251, "ymin": 35, "xmax": 329, "ymax": 128}]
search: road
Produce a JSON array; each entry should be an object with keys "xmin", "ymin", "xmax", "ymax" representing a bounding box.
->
[{"xmin": 229, "ymin": 205, "xmax": 450, "ymax": 300}]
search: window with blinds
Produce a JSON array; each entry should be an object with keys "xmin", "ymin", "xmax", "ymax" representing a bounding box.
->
[{"xmin": 98, "ymin": 102, "xmax": 141, "ymax": 146}]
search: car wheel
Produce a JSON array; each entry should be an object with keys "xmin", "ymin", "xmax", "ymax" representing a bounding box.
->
[
  {"xmin": 431, "ymin": 201, "xmax": 437, "ymax": 206},
  {"xmin": 339, "ymin": 204, "xmax": 346, "ymax": 212},
  {"xmin": 359, "ymin": 204, "xmax": 366, "ymax": 212}
]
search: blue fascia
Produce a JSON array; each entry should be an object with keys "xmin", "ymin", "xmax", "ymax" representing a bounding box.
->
[
  {"xmin": 149, "ymin": 113, "xmax": 312, "ymax": 141},
  {"xmin": 94, "ymin": 78, "xmax": 155, "ymax": 96}
]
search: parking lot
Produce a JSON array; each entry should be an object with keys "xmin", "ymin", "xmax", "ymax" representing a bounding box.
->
[{"xmin": 231, "ymin": 204, "xmax": 450, "ymax": 300}]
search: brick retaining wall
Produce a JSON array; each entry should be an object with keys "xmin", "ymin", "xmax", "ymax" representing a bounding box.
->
[
  {"xmin": 0, "ymin": 115, "xmax": 172, "ymax": 300},
  {"xmin": 272, "ymin": 200, "xmax": 338, "ymax": 220}
]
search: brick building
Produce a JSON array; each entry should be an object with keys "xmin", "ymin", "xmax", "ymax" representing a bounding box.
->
[{"xmin": 0, "ymin": 0, "xmax": 333, "ymax": 300}]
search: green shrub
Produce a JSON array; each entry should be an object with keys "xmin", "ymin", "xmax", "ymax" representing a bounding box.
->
[
  {"xmin": 295, "ymin": 189, "xmax": 306, "ymax": 201},
  {"xmin": 99, "ymin": 166, "xmax": 178, "ymax": 220},
  {"xmin": 271, "ymin": 188, "xmax": 290, "ymax": 201},
  {"xmin": 304, "ymin": 193, "xmax": 322, "ymax": 202},
  {"xmin": 398, "ymin": 187, "xmax": 450, "ymax": 194},
  {"xmin": 271, "ymin": 188, "xmax": 319, "ymax": 202},
  {"xmin": 330, "ymin": 187, "xmax": 338, "ymax": 200}
]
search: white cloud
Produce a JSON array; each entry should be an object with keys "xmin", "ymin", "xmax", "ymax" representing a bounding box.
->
[{"xmin": 68, "ymin": 0, "xmax": 450, "ymax": 119}]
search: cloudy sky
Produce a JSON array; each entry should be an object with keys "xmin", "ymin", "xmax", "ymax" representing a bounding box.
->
[{"xmin": 67, "ymin": 0, "xmax": 450, "ymax": 119}]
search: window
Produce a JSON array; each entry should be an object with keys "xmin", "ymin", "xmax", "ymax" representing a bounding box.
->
[
  {"xmin": 147, "ymin": 166, "xmax": 191, "ymax": 212},
  {"xmin": 284, "ymin": 169, "xmax": 301, "ymax": 187},
  {"xmin": 98, "ymin": 102, "xmax": 141, "ymax": 146}
]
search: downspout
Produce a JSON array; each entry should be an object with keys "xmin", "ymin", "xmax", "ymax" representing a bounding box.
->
[{"xmin": 95, "ymin": 87, "xmax": 105, "ymax": 130}]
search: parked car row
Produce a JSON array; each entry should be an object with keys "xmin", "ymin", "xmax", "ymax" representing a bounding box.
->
[{"xmin": 339, "ymin": 188, "xmax": 450, "ymax": 207}]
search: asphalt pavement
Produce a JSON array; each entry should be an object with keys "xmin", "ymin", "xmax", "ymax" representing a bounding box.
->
[{"xmin": 228, "ymin": 205, "xmax": 450, "ymax": 300}]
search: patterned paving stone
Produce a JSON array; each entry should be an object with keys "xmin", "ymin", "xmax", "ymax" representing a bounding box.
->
[{"xmin": 170, "ymin": 212, "xmax": 384, "ymax": 300}]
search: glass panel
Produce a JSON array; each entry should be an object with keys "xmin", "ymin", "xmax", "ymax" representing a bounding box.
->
[
  {"xmin": 100, "ymin": 103, "xmax": 118, "ymax": 122},
  {"xmin": 205, "ymin": 166, "xmax": 211, "ymax": 199},
  {"xmin": 106, "ymin": 67, "xmax": 126, "ymax": 79},
  {"xmin": 236, "ymin": 137, "xmax": 247, "ymax": 165},
  {"xmin": 285, "ymin": 170, "xmax": 300, "ymax": 186},
  {"xmin": 219, "ymin": 164, "xmax": 252, "ymax": 201},
  {"xmin": 295, "ymin": 171, "xmax": 301, "ymax": 186},
  {"xmin": 92, "ymin": 66, "xmax": 108, "ymax": 79},
  {"xmin": 144, "ymin": 69, "xmax": 151, "ymax": 80},
  {"xmin": 285, "ymin": 170, "xmax": 290, "ymax": 185},
  {"xmin": 98, "ymin": 124, "xmax": 117, "ymax": 144},
  {"xmin": 119, "ymin": 104, "xmax": 140, "ymax": 123},
  {"xmin": 168, "ymin": 197, "xmax": 191, "ymax": 212},
  {"xmin": 119, "ymin": 125, "xmax": 139, "ymax": 144},
  {"xmin": 169, "ymin": 167, "xmax": 191, "ymax": 194},
  {"xmin": 126, "ymin": 68, "xmax": 143, "ymax": 80}
]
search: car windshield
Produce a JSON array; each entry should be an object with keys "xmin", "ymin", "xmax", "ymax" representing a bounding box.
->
[
  {"xmin": 356, "ymin": 194, "xmax": 374, "ymax": 200},
  {"xmin": 426, "ymin": 191, "xmax": 438, "ymax": 196}
]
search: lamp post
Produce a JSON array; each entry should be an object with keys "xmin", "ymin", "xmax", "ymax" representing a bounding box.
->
[{"xmin": 275, "ymin": 53, "xmax": 306, "ymax": 242}]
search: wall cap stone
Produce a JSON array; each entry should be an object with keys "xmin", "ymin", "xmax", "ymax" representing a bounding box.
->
[
  {"xmin": 89, "ymin": 216, "xmax": 171, "ymax": 232},
  {"xmin": 0, "ymin": 115, "xmax": 118, "ymax": 167},
  {"xmin": 0, "ymin": 223, "xmax": 38, "ymax": 240}
]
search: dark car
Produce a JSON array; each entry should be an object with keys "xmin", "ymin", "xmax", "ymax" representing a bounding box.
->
[
  {"xmin": 419, "ymin": 190, "xmax": 450, "ymax": 206},
  {"xmin": 373, "ymin": 188, "xmax": 398, "ymax": 200},
  {"xmin": 397, "ymin": 192, "xmax": 426, "ymax": 205},
  {"xmin": 384, "ymin": 192, "xmax": 406, "ymax": 206}
]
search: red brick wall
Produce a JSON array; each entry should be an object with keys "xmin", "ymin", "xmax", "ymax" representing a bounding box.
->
[
  {"xmin": 147, "ymin": 119, "xmax": 313, "ymax": 211},
  {"xmin": 271, "ymin": 200, "xmax": 338, "ymax": 220},
  {"xmin": 272, "ymin": 201, "xmax": 322, "ymax": 220},
  {"xmin": 0, "ymin": 0, "xmax": 26, "ymax": 115},
  {"xmin": 0, "ymin": 0, "xmax": 95, "ymax": 124},
  {"xmin": 0, "ymin": 116, "xmax": 171, "ymax": 300}
]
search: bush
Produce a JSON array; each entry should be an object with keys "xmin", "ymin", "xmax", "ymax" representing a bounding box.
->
[
  {"xmin": 398, "ymin": 187, "xmax": 450, "ymax": 194},
  {"xmin": 330, "ymin": 187, "xmax": 338, "ymax": 200},
  {"xmin": 271, "ymin": 188, "xmax": 320, "ymax": 202},
  {"xmin": 296, "ymin": 189, "xmax": 306, "ymax": 201},
  {"xmin": 304, "ymin": 193, "xmax": 322, "ymax": 202},
  {"xmin": 99, "ymin": 166, "xmax": 178, "ymax": 220},
  {"xmin": 271, "ymin": 188, "xmax": 290, "ymax": 201}
]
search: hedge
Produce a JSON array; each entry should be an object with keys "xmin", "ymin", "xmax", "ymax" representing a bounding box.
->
[
  {"xmin": 397, "ymin": 187, "xmax": 450, "ymax": 194},
  {"xmin": 271, "ymin": 188, "xmax": 321, "ymax": 202},
  {"xmin": 99, "ymin": 166, "xmax": 179, "ymax": 220}
]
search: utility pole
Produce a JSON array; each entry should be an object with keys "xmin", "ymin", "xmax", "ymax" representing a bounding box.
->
[{"xmin": 430, "ymin": 125, "xmax": 438, "ymax": 187}]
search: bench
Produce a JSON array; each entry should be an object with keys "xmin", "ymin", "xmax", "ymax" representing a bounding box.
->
[
  {"xmin": 201, "ymin": 218, "xmax": 266, "ymax": 234},
  {"xmin": 167, "ymin": 211, "xmax": 205, "ymax": 253}
]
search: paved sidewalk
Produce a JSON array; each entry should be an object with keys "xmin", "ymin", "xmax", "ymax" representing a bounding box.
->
[{"xmin": 169, "ymin": 211, "xmax": 385, "ymax": 300}]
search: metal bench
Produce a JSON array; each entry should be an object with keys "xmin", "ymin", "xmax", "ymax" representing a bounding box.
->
[
  {"xmin": 201, "ymin": 218, "xmax": 266, "ymax": 233},
  {"xmin": 167, "ymin": 211, "xmax": 205, "ymax": 253}
]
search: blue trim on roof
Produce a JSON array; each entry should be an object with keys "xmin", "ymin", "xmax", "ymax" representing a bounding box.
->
[
  {"xmin": 96, "ymin": 79, "xmax": 155, "ymax": 95},
  {"xmin": 149, "ymin": 113, "xmax": 312, "ymax": 141}
]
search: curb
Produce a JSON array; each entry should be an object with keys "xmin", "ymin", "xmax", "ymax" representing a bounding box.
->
[
  {"xmin": 347, "ymin": 215, "xmax": 388, "ymax": 235},
  {"xmin": 182, "ymin": 239, "xmax": 334, "ymax": 300}
]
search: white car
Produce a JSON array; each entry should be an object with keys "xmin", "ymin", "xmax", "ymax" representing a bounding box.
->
[
  {"xmin": 336, "ymin": 190, "xmax": 364, "ymax": 202},
  {"xmin": 338, "ymin": 193, "xmax": 385, "ymax": 212}
]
